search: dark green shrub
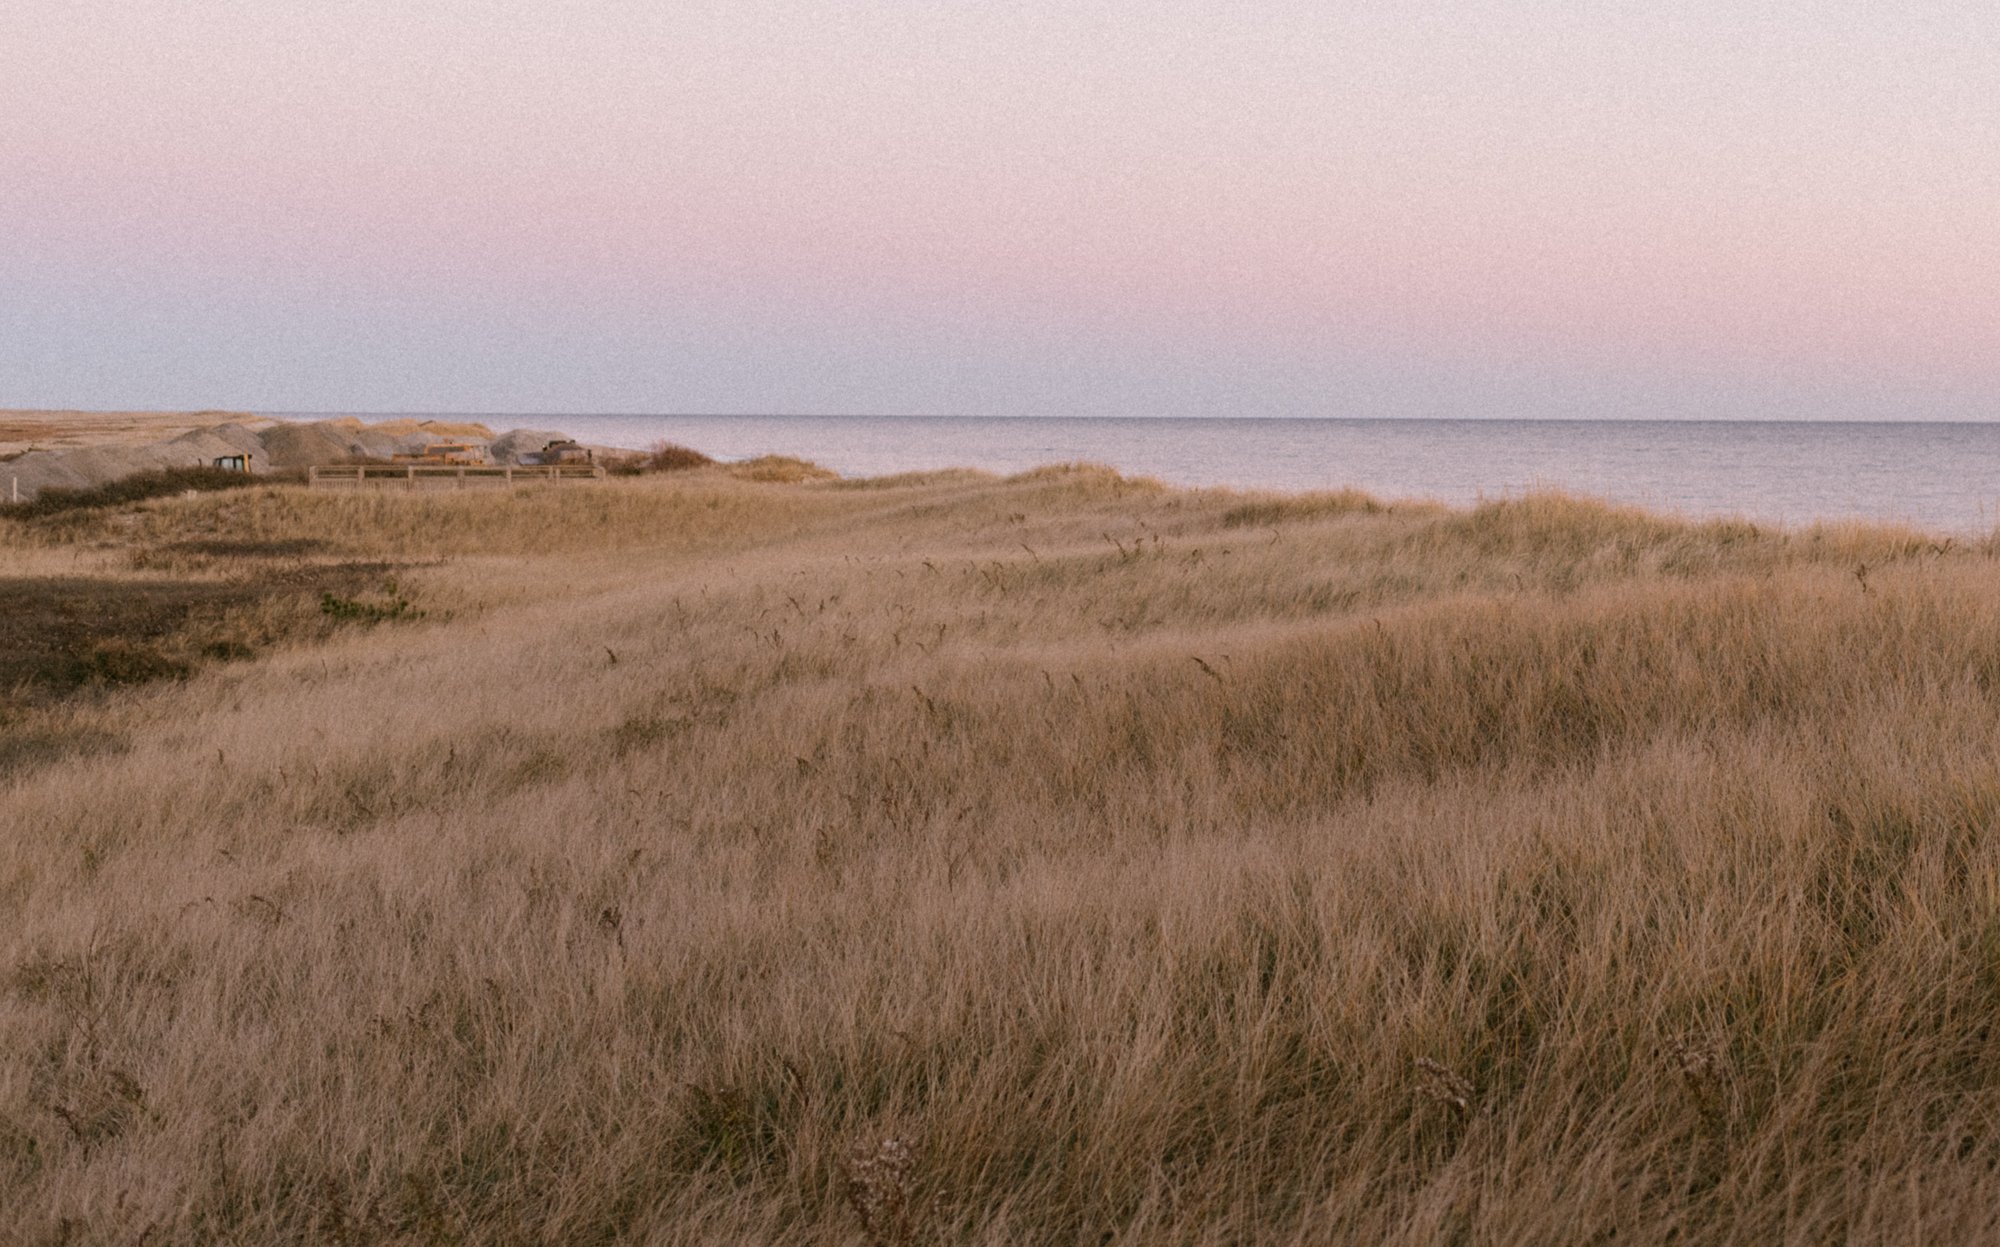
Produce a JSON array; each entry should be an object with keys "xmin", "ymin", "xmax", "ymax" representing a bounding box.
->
[
  {"xmin": 76, "ymin": 641, "xmax": 189, "ymax": 685},
  {"xmin": 320, "ymin": 581, "xmax": 421, "ymax": 623}
]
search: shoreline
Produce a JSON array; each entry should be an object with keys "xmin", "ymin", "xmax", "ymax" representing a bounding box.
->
[{"xmin": 5, "ymin": 407, "xmax": 1980, "ymax": 538}]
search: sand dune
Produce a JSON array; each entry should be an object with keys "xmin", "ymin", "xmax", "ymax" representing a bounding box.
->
[{"xmin": 3, "ymin": 467, "xmax": 1996, "ymax": 1242}]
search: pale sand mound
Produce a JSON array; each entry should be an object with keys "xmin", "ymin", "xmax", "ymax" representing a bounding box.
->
[
  {"xmin": 256, "ymin": 422, "xmax": 377, "ymax": 469},
  {"xmin": 487, "ymin": 429, "xmax": 574, "ymax": 465},
  {"xmin": 323, "ymin": 416, "xmax": 494, "ymax": 441},
  {"xmin": 2, "ymin": 417, "xmax": 531, "ymax": 503},
  {"xmin": 168, "ymin": 425, "xmax": 267, "ymax": 462},
  {"xmin": 3, "ymin": 425, "xmax": 274, "ymax": 500},
  {"xmin": 0, "ymin": 409, "xmax": 268, "ymax": 457}
]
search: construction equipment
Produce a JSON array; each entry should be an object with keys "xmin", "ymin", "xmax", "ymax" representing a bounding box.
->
[{"xmin": 392, "ymin": 442, "xmax": 484, "ymax": 465}]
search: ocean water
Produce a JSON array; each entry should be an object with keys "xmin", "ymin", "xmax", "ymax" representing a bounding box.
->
[{"xmin": 279, "ymin": 414, "xmax": 2000, "ymax": 533}]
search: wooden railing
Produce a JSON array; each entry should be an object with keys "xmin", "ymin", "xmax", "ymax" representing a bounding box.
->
[{"xmin": 308, "ymin": 463, "xmax": 606, "ymax": 489}]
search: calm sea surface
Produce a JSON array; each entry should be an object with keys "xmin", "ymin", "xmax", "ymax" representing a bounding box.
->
[{"xmin": 280, "ymin": 415, "xmax": 2000, "ymax": 533}]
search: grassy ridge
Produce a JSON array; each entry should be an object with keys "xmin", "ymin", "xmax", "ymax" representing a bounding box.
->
[{"xmin": 3, "ymin": 469, "xmax": 1999, "ymax": 1243}]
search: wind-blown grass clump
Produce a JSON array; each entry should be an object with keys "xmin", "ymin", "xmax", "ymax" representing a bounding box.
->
[
  {"xmin": 641, "ymin": 441, "xmax": 716, "ymax": 472},
  {"xmin": 4, "ymin": 469, "xmax": 2000, "ymax": 1243},
  {"xmin": 725, "ymin": 454, "xmax": 838, "ymax": 483}
]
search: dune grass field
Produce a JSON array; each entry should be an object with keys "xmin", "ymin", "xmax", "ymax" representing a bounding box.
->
[{"xmin": 8, "ymin": 461, "xmax": 2000, "ymax": 1243}]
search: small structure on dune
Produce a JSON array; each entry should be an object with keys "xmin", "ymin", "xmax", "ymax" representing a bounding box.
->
[{"xmin": 210, "ymin": 452, "xmax": 252, "ymax": 472}]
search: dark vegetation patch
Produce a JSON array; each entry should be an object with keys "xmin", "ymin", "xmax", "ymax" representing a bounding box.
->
[
  {"xmin": 643, "ymin": 442, "xmax": 715, "ymax": 472},
  {"xmin": 0, "ymin": 577, "xmax": 256, "ymax": 696},
  {"xmin": 725, "ymin": 455, "xmax": 837, "ymax": 483},
  {"xmin": 320, "ymin": 579, "xmax": 423, "ymax": 624},
  {"xmin": 0, "ymin": 563, "xmax": 404, "ymax": 700},
  {"xmin": 77, "ymin": 640, "xmax": 192, "ymax": 685},
  {"xmin": 0, "ymin": 562, "xmax": 416, "ymax": 779},
  {"xmin": 0, "ymin": 466, "xmax": 268, "ymax": 519},
  {"xmin": 609, "ymin": 442, "xmax": 716, "ymax": 475}
]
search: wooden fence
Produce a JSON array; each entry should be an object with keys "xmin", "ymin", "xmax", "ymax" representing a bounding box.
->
[{"xmin": 308, "ymin": 463, "xmax": 606, "ymax": 490}]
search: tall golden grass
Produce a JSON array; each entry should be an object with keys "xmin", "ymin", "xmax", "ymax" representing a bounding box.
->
[{"xmin": 4, "ymin": 467, "xmax": 2000, "ymax": 1243}]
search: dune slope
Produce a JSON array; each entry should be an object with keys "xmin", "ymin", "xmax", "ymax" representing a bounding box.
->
[{"xmin": 4, "ymin": 469, "xmax": 1999, "ymax": 1244}]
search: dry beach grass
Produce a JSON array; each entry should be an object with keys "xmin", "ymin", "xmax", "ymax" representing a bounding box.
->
[{"xmin": 5, "ymin": 465, "xmax": 2000, "ymax": 1243}]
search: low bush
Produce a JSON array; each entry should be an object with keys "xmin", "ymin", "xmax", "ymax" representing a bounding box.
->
[
  {"xmin": 320, "ymin": 581, "xmax": 422, "ymax": 623},
  {"xmin": 609, "ymin": 442, "xmax": 717, "ymax": 476},
  {"xmin": 724, "ymin": 454, "xmax": 837, "ymax": 483},
  {"xmin": 74, "ymin": 640, "xmax": 189, "ymax": 685},
  {"xmin": 646, "ymin": 441, "xmax": 715, "ymax": 472},
  {"xmin": 2, "ymin": 466, "xmax": 264, "ymax": 518}
]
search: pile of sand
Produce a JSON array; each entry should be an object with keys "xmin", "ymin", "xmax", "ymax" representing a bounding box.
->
[
  {"xmin": 326, "ymin": 416, "xmax": 494, "ymax": 441},
  {"xmin": 0, "ymin": 416, "xmax": 586, "ymax": 504},
  {"xmin": 0, "ymin": 409, "xmax": 265, "ymax": 456},
  {"xmin": 4, "ymin": 423, "xmax": 269, "ymax": 501},
  {"xmin": 256, "ymin": 422, "xmax": 381, "ymax": 469},
  {"xmin": 487, "ymin": 429, "xmax": 575, "ymax": 465}
]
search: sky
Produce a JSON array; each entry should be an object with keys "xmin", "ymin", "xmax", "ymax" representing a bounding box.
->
[{"xmin": 3, "ymin": 1, "xmax": 1997, "ymax": 419}]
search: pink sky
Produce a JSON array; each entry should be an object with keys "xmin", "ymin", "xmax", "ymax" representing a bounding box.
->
[{"xmin": 4, "ymin": 0, "xmax": 1997, "ymax": 416}]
